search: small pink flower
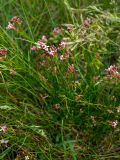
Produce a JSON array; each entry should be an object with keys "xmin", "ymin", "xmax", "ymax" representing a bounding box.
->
[
  {"xmin": 0, "ymin": 48, "xmax": 8, "ymax": 56},
  {"xmin": 60, "ymin": 55, "xmax": 64, "ymax": 60},
  {"xmin": 41, "ymin": 35, "xmax": 47, "ymax": 43},
  {"xmin": 6, "ymin": 16, "xmax": 22, "ymax": 30},
  {"xmin": 0, "ymin": 125, "xmax": 8, "ymax": 133},
  {"xmin": 6, "ymin": 22, "xmax": 16, "ymax": 30},
  {"xmin": 59, "ymin": 40, "xmax": 67, "ymax": 49},
  {"xmin": 31, "ymin": 46, "xmax": 38, "ymax": 52},
  {"xmin": 53, "ymin": 27, "xmax": 63, "ymax": 36},
  {"xmin": 109, "ymin": 120, "xmax": 118, "ymax": 128},
  {"xmin": 106, "ymin": 65, "xmax": 118, "ymax": 75},
  {"xmin": 48, "ymin": 45, "xmax": 57, "ymax": 57},
  {"xmin": 84, "ymin": 18, "xmax": 91, "ymax": 27},
  {"xmin": 37, "ymin": 40, "xmax": 49, "ymax": 52},
  {"xmin": 10, "ymin": 16, "xmax": 22, "ymax": 24},
  {"xmin": 31, "ymin": 37, "xmax": 57, "ymax": 57}
]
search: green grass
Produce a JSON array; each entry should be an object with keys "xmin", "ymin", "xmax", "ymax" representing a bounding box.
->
[{"xmin": 0, "ymin": 0, "xmax": 120, "ymax": 159}]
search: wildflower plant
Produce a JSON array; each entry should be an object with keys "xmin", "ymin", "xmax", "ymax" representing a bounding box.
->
[{"xmin": 0, "ymin": 1, "xmax": 120, "ymax": 159}]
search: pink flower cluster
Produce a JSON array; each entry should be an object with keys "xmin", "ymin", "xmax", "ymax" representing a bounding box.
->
[
  {"xmin": 31, "ymin": 36, "xmax": 57, "ymax": 57},
  {"xmin": 106, "ymin": 65, "xmax": 120, "ymax": 78},
  {"xmin": 6, "ymin": 16, "xmax": 22, "ymax": 30},
  {"xmin": 31, "ymin": 36, "xmax": 70, "ymax": 60},
  {"xmin": 0, "ymin": 48, "xmax": 8, "ymax": 56},
  {"xmin": 58, "ymin": 40, "xmax": 67, "ymax": 50}
]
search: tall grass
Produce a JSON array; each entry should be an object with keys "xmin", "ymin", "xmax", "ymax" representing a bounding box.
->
[{"xmin": 0, "ymin": 0, "xmax": 120, "ymax": 159}]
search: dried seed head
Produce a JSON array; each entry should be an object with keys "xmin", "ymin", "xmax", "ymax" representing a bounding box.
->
[
  {"xmin": 10, "ymin": 69, "xmax": 17, "ymax": 76},
  {"xmin": 68, "ymin": 64, "xmax": 75, "ymax": 73}
]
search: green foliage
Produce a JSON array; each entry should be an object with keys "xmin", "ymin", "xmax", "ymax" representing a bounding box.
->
[{"xmin": 0, "ymin": 0, "xmax": 120, "ymax": 159}]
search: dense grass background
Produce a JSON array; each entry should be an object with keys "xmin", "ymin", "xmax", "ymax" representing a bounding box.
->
[{"xmin": 0, "ymin": 0, "xmax": 120, "ymax": 159}]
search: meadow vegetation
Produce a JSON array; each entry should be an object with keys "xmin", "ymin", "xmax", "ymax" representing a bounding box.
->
[{"xmin": 0, "ymin": 0, "xmax": 120, "ymax": 159}]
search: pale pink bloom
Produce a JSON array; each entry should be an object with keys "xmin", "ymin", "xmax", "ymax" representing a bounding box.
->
[
  {"xmin": 6, "ymin": 22, "xmax": 16, "ymax": 30},
  {"xmin": 0, "ymin": 125, "xmax": 8, "ymax": 133},
  {"xmin": 31, "ymin": 36, "xmax": 57, "ymax": 57},
  {"xmin": 0, "ymin": 48, "xmax": 8, "ymax": 56},
  {"xmin": 37, "ymin": 40, "xmax": 49, "ymax": 52},
  {"xmin": 10, "ymin": 16, "xmax": 22, "ymax": 24},
  {"xmin": 41, "ymin": 35, "xmax": 47, "ymax": 43},
  {"xmin": 60, "ymin": 55, "xmax": 64, "ymax": 60},
  {"xmin": 31, "ymin": 46, "xmax": 38, "ymax": 52},
  {"xmin": 59, "ymin": 40, "xmax": 67, "ymax": 49},
  {"xmin": 53, "ymin": 27, "xmax": 63, "ymax": 36},
  {"xmin": 6, "ymin": 16, "xmax": 22, "ymax": 30},
  {"xmin": 48, "ymin": 45, "xmax": 57, "ymax": 56},
  {"xmin": 37, "ymin": 39, "xmax": 57, "ymax": 57},
  {"xmin": 110, "ymin": 120, "xmax": 118, "ymax": 128},
  {"xmin": 84, "ymin": 18, "xmax": 91, "ymax": 27}
]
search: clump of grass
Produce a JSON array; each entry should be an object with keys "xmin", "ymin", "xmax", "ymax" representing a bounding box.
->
[{"xmin": 0, "ymin": 1, "xmax": 120, "ymax": 159}]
